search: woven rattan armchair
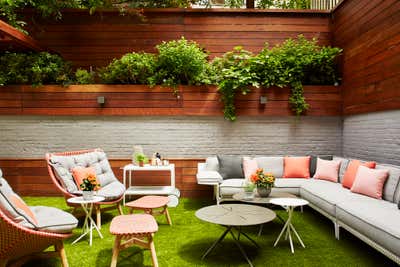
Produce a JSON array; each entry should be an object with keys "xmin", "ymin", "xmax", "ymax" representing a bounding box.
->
[
  {"xmin": 0, "ymin": 207, "xmax": 71, "ymax": 267},
  {"xmin": 46, "ymin": 149, "xmax": 124, "ymax": 228}
]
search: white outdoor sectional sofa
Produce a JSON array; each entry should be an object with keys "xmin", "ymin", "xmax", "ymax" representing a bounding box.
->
[{"xmin": 196, "ymin": 156, "xmax": 400, "ymax": 264}]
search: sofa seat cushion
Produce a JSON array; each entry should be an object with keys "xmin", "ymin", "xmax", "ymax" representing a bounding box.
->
[
  {"xmin": 219, "ymin": 179, "xmax": 244, "ymax": 197},
  {"xmin": 336, "ymin": 198, "xmax": 400, "ymax": 256},
  {"xmin": 274, "ymin": 178, "xmax": 311, "ymax": 196},
  {"xmin": 97, "ymin": 181, "xmax": 125, "ymax": 201},
  {"xmin": 300, "ymin": 180, "xmax": 352, "ymax": 217},
  {"xmin": 31, "ymin": 206, "xmax": 78, "ymax": 233}
]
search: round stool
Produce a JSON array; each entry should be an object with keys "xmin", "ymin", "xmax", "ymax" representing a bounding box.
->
[
  {"xmin": 126, "ymin": 196, "xmax": 172, "ymax": 225},
  {"xmin": 110, "ymin": 214, "xmax": 158, "ymax": 267}
]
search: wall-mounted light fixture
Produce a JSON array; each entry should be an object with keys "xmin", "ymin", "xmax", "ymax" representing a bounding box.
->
[
  {"xmin": 259, "ymin": 96, "xmax": 267, "ymax": 104},
  {"xmin": 97, "ymin": 96, "xmax": 105, "ymax": 106}
]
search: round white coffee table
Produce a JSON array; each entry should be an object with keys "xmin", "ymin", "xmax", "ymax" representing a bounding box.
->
[
  {"xmin": 269, "ymin": 197, "xmax": 309, "ymax": 253},
  {"xmin": 196, "ymin": 204, "xmax": 276, "ymax": 267},
  {"xmin": 67, "ymin": 196, "xmax": 105, "ymax": 246}
]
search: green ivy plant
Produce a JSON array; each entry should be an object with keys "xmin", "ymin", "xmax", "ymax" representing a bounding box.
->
[
  {"xmin": 211, "ymin": 46, "xmax": 259, "ymax": 121},
  {"xmin": 75, "ymin": 68, "xmax": 95, "ymax": 84},
  {"xmin": 98, "ymin": 52, "xmax": 156, "ymax": 84}
]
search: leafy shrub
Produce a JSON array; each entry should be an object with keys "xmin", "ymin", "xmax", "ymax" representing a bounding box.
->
[
  {"xmin": 75, "ymin": 68, "xmax": 95, "ymax": 84},
  {"xmin": 257, "ymin": 0, "xmax": 310, "ymax": 9},
  {"xmin": 129, "ymin": 0, "xmax": 197, "ymax": 8},
  {"xmin": 0, "ymin": 52, "xmax": 73, "ymax": 86},
  {"xmin": 98, "ymin": 52, "xmax": 156, "ymax": 84},
  {"xmin": 211, "ymin": 46, "xmax": 259, "ymax": 121},
  {"xmin": 152, "ymin": 38, "xmax": 211, "ymax": 89}
]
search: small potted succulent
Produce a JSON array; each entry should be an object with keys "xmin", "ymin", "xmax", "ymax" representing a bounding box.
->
[
  {"xmin": 134, "ymin": 152, "xmax": 149, "ymax": 167},
  {"xmin": 80, "ymin": 173, "xmax": 100, "ymax": 200}
]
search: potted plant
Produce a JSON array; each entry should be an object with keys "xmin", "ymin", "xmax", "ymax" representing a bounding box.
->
[
  {"xmin": 134, "ymin": 152, "xmax": 149, "ymax": 167},
  {"xmin": 243, "ymin": 181, "xmax": 256, "ymax": 199},
  {"xmin": 250, "ymin": 168, "xmax": 275, "ymax": 197},
  {"xmin": 80, "ymin": 173, "xmax": 100, "ymax": 200}
]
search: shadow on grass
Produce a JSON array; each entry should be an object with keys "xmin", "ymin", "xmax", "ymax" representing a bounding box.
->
[
  {"xmin": 178, "ymin": 237, "xmax": 261, "ymax": 266},
  {"xmin": 182, "ymin": 198, "xmax": 214, "ymax": 211},
  {"xmin": 96, "ymin": 247, "xmax": 151, "ymax": 267}
]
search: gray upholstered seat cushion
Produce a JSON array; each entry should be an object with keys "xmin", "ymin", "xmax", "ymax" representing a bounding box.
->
[
  {"xmin": 219, "ymin": 178, "xmax": 244, "ymax": 196},
  {"xmin": 376, "ymin": 163, "xmax": 400, "ymax": 203},
  {"xmin": 97, "ymin": 181, "xmax": 125, "ymax": 201},
  {"xmin": 254, "ymin": 157, "xmax": 283, "ymax": 178},
  {"xmin": 274, "ymin": 178, "xmax": 311, "ymax": 196},
  {"xmin": 0, "ymin": 178, "xmax": 36, "ymax": 228},
  {"xmin": 50, "ymin": 150, "xmax": 119, "ymax": 194},
  {"xmin": 336, "ymin": 198, "xmax": 400, "ymax": 256},
  {"xmin": 31, "ymin": 206, "xmax": 78, "ymax": 233},
  {"xmin": 300, "ymin": 179, "xmax": 352, "ymax": 217}
]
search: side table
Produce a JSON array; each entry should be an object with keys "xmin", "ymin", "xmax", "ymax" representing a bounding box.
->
[
  {"xmin": 269, "ymin": 197, "xmax": 309, "ymax": 253},
  {"xmin": 67, "ymin": 196, "xmax": 105, "ymax": 246}
]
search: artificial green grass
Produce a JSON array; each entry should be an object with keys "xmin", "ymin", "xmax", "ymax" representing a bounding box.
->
[{"xmin": 21, "ymin": 197, "xmax": 397, "ymax": 267}]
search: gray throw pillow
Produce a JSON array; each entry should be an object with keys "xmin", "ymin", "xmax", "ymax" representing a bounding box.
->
[
  {"xmin": 217, "ymin": 155, "xmax": 244, "ymax": 180},
  {"xmin": 310, "ymin": 155, "xmax": 333, "ymax": 177}
]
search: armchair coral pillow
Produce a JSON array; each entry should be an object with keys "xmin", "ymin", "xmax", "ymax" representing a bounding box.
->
[
  {"xmin": 243, "ymin": 159, "xmax": 258, "ymax": 181},
  {"xmin": 351, "ymin": 166, "xmax": 389, "ymax": 199},
  {"xmin": 72, "ymin": 167, "xmax": 98, "ymax": 189},
  {"xmin": 342, "ymin": 160, "xmax": 376, "ymax": 189},
  {"xmin": 10, "ymin": 194, "xmax": 38, "ymax": 225},
  {"xmin": 283, "ymin": 156, "xmax": 310, "ymax": 178},
  {"xmin": 313, "ymin": 158, "xmax": 342, "ymax": 183}
]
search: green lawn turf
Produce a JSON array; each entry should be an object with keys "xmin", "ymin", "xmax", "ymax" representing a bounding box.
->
[{"xmin": 21, "ymin": 197, "xmax": 397, "ymax": 267}]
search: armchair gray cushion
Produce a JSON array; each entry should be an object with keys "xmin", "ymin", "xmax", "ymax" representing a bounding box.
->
[
  {"xmin": 31, "ymin": 206, "xmax": 78, "ymax": 233},
  {"xmin": 97, "ymin": 181, "xmax": 125, "ymax": 201}
]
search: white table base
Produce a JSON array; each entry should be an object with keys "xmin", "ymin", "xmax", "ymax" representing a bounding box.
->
[
  {"xmin": 273, "ymin": 205, "xmax": 305, "ymax": 253},
  {"xmin": 71, "ymin": 202, "xmax": 103, "ymax": 246}
]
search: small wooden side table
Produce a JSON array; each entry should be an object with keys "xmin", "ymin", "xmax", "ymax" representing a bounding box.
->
[{"xmin": 67, "ymin": 196, "xmax": 104, "ymax": 246}]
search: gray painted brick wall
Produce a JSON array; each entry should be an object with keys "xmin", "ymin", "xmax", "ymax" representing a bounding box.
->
[
  {"xmin": 0, "ymin": 116, "xmax": 342, "ymax": 158},
  {"xmin": 343, "ymin": 110, "xmax": 400, "ymax": 165}
]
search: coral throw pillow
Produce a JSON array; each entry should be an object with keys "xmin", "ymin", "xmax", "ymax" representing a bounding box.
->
[
  {"xmin": 313, "ymin": 158, "xmax": 342, "ymax": 183},
  {"xmin": 342, "ymin": 160, "xmax": 376, "ymax": 189},
  {"xmin": 10, "ymin": 194, "xmax": 38, "ymax": 225},
  {"xmin": 243, "ymin": 159, "xmax": 258, "ymax": 181},
  {"xmin": 283, "ymin": 156, "xmax": 310, "ymax": 178},
  {"xmin": 72, "ymin": 167, "xmax": 97, "ymax": 189},
  {"xmin": 351, "ymin": 166, "xmax": 389, "ymax": 199}
]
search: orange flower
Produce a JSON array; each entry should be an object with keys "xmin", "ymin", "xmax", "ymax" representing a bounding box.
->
[{"xmin": 250, "ymin": 173, "xmax": 258, "ymax": 183}]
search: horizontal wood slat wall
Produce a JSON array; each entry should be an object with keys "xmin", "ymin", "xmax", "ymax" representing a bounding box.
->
[
  {"xmin": 0, "ymin": 158, "xmax": 211, "ymax": 198},
  {"xmin": 25, "ymin": 9, "xmax": 332, "ymax": 68},
  {"xmin": 332, "ymin": 0, "xmax": 400, "ymax": 115},
  {"xmin": 0, "ymin": 85, "xmax": 342, "ymax": 116}
]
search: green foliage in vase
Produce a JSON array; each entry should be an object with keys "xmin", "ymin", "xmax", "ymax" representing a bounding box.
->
[
  {"xmin": 257, "ymin": 0, "xmax": 310, "ymax": 9},
  {"xmin": 211, "ymin": 46, "xmax": 259, "ymax": 121},
  {"xmin": 0, "ymin": 52, "xmax": 73, "ymax": 87},
  {"xmin": 151, "ymin": 37, "xmax": 211, "ymax": 91},
  {"xmin": 75, "ymin": 68, "xmax": 95, "ymax": 84},
  {"xmin": 98, "ymin": 52, "xmax": 156, "ymax": 84}
]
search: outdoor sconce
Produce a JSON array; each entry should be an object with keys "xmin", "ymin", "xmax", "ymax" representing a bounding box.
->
[
  {"xmin": 259, "ymin": 96, "xmax": 267, "ymax": 104},
  {"xmin": 97, "ymin": 96, "xmax": 105, "ymax": 106}
]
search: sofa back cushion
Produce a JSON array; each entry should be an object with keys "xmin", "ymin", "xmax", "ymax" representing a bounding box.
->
[
  {"xmin": 376, "ymin": 164, "xmax": 400, "ymax": 203},
  {"xmin": 351, "ymin": 166, "xmax": 389, "ymax": 199},
  {"xmin": 333, "ymin": 157, "xmax": 349, "ymax": 183},
  {"xmin": 50, "ymin": 150, "xmax": 117, "ymax": 191},
  {"xmin": 205, "ymin": 157, "xmax": 219, "ymax": 171},
  {"xmin": 342, "ymin": 160, "xmax": 376, "ymax": 189},
  {"xmin": 255, "ymin": 157, "xmax": 283, "ymax": 178},
  {"xmin": 217, "ymin": 155, "xmax": 244, "ymax": 179},
  {"xmin": 283, "ymin": 156, "xmax": 310, "ymax": 178}
]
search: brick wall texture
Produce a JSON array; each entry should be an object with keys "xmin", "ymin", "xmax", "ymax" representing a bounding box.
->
[
  {"xmin": 0, "ymin": 116, "xmax": 342, "ymax": 158},
  {"xmin": 343, "ymin": 110, "xmax": 400, "ymax": 165}
]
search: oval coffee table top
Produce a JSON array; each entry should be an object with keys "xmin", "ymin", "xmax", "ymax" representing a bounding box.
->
[
  {"xmin": 196, "ymin": 204, "xmax": 276, "ymax": 227},
  {"xmin": 269, "ymin": 197, "xmax": 309, "ymax": 207},
  {"xmin": 233, "ymin": 190, "xmax": 297, "ymax": 204}
]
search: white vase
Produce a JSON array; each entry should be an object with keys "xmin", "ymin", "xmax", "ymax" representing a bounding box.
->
[{"xmin": 82, "ymin": 191, "xmax": 94, "ymax": 200}]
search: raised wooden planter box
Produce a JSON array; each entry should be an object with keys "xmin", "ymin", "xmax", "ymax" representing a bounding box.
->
[{"xmin": 0, "ymin": 84, "xmax": 342, "ymax": 116}]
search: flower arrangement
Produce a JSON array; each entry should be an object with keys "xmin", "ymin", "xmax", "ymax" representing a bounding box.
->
[
  {"xmin": 80, "ymin": 173, "xmax": 100, "ymax": 191},
  {"xmin": 250, "ymin": 168, "xmax": 275, "ymax": 188}
]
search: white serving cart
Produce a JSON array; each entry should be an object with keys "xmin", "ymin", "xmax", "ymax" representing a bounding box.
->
[{"xmin": 122, "ymin": 164, "xmax": 180, "ymax": 207}]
